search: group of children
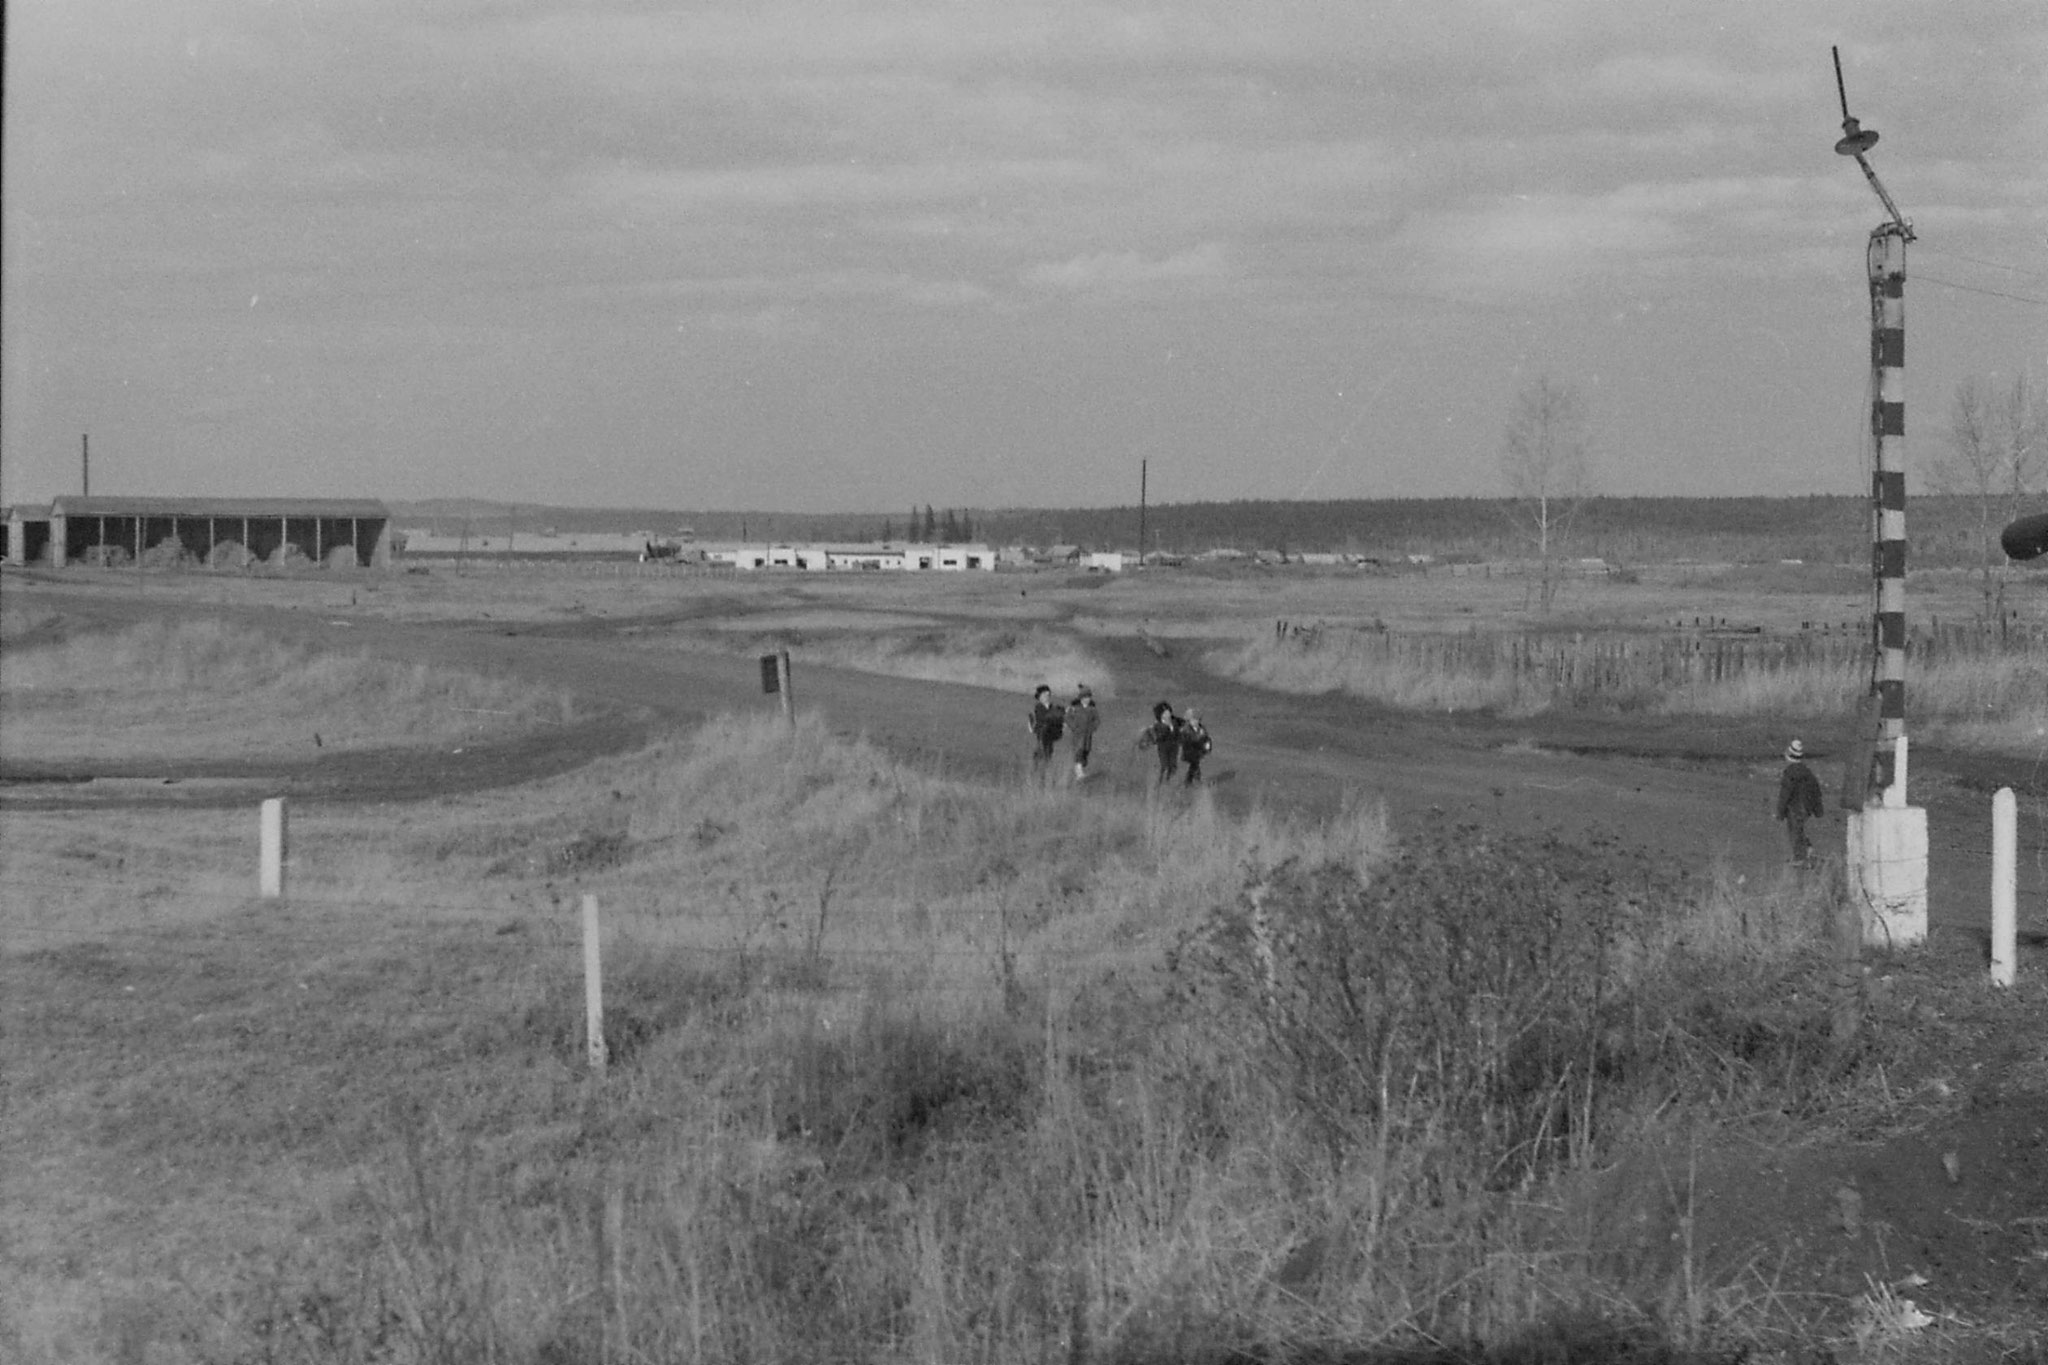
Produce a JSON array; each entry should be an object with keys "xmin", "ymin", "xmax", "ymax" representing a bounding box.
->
[{"xmin": 1028, "ymin": 685, "xmax": 1212, "ymax": 786}]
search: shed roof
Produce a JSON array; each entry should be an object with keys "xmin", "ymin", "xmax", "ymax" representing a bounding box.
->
[{"xmin": 49, "ymin": 496, "xmax": 390, "ymax": 519}]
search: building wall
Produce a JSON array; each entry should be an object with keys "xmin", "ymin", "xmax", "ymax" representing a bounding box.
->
[{"xmin": 43, "ymin": 507, "xmax": 389, "ymax": 568}]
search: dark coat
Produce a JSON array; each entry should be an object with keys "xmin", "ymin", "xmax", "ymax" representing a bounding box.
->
[
  {"xmin": 1777, "ymin": 761, "xmax": 1824, "ymax": 821},
  {"xmin": 1066, "ymin": 702, "xmax": 1100, "ymax": 749},
  {"xmin": 1030, "ymin": 700, "xmax": 1066, "ymax": 744}
]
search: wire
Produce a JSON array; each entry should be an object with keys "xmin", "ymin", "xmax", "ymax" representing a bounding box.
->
[
  {"xmin": 1912, "ymin": 273, "xmax": 2048, "ymax": 308},
  {"xmin": 1916, "ymin": 246, "xmax": 2048, "ymax": 285}
]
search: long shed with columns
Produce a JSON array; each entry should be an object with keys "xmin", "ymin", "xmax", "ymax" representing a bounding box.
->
[{"xmin": 8, "ymin": 496, "xmax": 393, "ymax": 569}]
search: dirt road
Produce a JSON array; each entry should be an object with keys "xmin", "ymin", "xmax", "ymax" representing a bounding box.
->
[{"xmin": 8, "ymin": 574, "xmax": 2043, "ymax": 942}]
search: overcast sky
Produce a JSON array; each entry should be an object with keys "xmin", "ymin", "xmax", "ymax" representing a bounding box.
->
[{"xmin": 4, "ymin": 2, "xmax": 2044, "ymax": 512}]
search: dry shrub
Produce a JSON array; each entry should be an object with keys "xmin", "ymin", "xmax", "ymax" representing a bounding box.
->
[
  {"xmin": 76, "ymin": 543, "xmax": 133, "ymax": 568},
  {"xmin": 268, "ymin": 542, "xmax": 311, "ymax": 567},
  {"xmin": 1172, "ymin": 822, "xmax": 1863, "ymax": 1191},
  {"xmin": 208, "ymin": 539, "xmax": 254, "ymax": 569},
  {"xmin": 140, "ymin": 538, "xmax": 197, "ymax": 569}
]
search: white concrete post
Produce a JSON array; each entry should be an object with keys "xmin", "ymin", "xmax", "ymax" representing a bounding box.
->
[
  {"xmin": 777, "ymin": 649, "xmax": 794, "ymax": 726},
  {"xmin": 583, "ymin": 893, "xmax": 607, "ymax": 1074},
  {"xmin": 259, "ymin": 797, "xmax": 288, "ymax": 898},
  {"xmin": 1991, "ymin": 787, "xmax": 2017, "ymax": 988}
]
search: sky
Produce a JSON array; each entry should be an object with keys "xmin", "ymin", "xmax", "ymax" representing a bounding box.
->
[{"xmin": 4, "ymin": 1, "xmax": 2045, "ymax": 513}]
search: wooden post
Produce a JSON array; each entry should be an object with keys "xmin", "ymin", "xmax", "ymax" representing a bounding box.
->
[
  {"xmin": 606, "ymin": 1184, "xmax": 626, "ymax": 1350},
  {"xmin": 259, "ymin": 798, "xmax": 287, "ymax": 898},
  {"xmin": 777, "ymin": 649, "xmax": 794, "ymax": 725},
  {"xmin": 1991, "ymin": 787, "xmax": 2017, "ymax": 988},
  {"xmin": 583, "ymin": 894, "xmax": 607, "ymax": 1073}
]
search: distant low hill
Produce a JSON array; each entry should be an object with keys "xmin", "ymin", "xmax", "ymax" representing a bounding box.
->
[{"xmin": 385, "ymin": 496, "xmax": 2021, "ymax": 569}]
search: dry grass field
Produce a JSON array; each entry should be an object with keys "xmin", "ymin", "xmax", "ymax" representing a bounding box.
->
[
  {"xmin": 3, "ymin": 557, "xmax": 2046, "ymax": 1364},
  {"xmin": 0, "ymin": 613, "xmax": 578, "ymax": 765}
]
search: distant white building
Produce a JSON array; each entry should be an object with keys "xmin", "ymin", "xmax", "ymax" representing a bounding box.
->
[
  {"xmin": 702, "ymin": 542, "xmax": 995, "ymax": 572},
  {"xmin": 1082, "ymin": 551, "xmax": 1125, "ymax": 572}
]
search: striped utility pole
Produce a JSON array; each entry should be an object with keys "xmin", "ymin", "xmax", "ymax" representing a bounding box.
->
[
  {"xmin": 1868, "ymin": 224, "xmax": 1908, "ymax": 751},
  {"xmin": 1833, "ymin": 46, "xmax": 1914, "ymax": 776}
]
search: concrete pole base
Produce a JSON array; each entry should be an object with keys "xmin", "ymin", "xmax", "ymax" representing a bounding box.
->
[{"xmin": 1845, "ymin": 805, "xmax": 1928, "ymax": 948}]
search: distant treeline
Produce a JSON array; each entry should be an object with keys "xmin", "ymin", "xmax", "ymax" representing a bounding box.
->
[{"xmin": 385, "ymin": 496, "xmax": 2025, "ymax": 569}]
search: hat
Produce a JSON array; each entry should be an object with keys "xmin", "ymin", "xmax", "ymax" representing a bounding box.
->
[
  {"xmin": 1784, "ymin": 739, "xmax": 1805, "ymax": 761},
  {"xmin": 1075, "ymin": 684, "xmax": 1092, "ymax": 698}
]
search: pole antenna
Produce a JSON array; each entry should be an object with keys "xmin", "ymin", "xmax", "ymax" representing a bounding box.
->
[{"xmin": 1831, "ymin": 46, "xmax": 1911, "ymax": 239}]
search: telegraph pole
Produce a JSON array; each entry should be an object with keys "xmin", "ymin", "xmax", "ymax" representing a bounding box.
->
[
  {"xmin": 1832, "ymin": 45, "xmax": 1914, "ymax": 777},
  {"xmin": 82, "ymin": 434, "xmax": 90, "ymax": 496},
  {"xmin": 1137, "ymin": 460, "xmax": 1148, "ymax": 569},
  {"xmin": 1832, "ymin": 44, "xmax": 1925, "ymax": 947}
]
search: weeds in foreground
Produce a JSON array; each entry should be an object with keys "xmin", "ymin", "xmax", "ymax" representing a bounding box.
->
[{"xmin": 4, "ymin": 719, "xmax": 2023, "ymax": 1365}]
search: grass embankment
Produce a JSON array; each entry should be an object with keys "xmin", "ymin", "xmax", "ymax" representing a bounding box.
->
[
  {"xmin": 7, "ymin": 714, "xmax": 2039, "ymax": 1362},
  {"xmin": 0, "ymin": 618, "xmax": 578, "ymax": 763},
  {"xmin": 1210, "ymin": 625, "xmax": 2048, "ymax": 748},
  {"xmin": 690, "ymin": 619, "xmax": 1115, "ymax": 697}
]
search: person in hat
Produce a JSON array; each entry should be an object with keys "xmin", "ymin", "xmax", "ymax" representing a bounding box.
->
[
  {"xmin": 1066, "ymin": 685, "xmax": 1101, "ymax": 782},
  {"xmin": 1028, "ymin": 684, "xmax": 1066, "ymax": 776},
  {"xmin": 1138, "ymin": 701, "xmax": 1182, "ymax": 785},
  {"xmin": 1177, "ymin": 708, "xmax": 1213, "ymax": 785},
  {"xmin": 1775, "ymin": 738, "xmax": 1825, "ymax": 864}
]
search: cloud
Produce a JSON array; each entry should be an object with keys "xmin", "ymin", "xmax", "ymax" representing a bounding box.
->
[
  {"xmin": 1021, "ymin": 241, "xmax": 1232, "ymax": 294},
  {"xmin": 1393, "ymin": 194, "xmax": 1687, "ymax": 302}
]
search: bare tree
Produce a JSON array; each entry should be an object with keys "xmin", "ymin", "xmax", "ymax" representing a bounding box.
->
[
  {"xmin": 1931, "ymin": 374, "xmax": 2047, "ymax": 622},
  {"xmin": 1501, "ymin": 376, "xmax": 1594, "ymax": 612}
]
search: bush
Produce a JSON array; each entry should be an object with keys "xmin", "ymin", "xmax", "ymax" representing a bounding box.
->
[
  {"xmin": 141, "ymin": 538, "xmax": 197, "ymax": 568},
  {"xmin": 77, "ymin": 543, "xmax": 132, "ymax": 567},
  {"xmin": 1171, "ymin": 823, "xmax": 1857, "ymax": 1186}
]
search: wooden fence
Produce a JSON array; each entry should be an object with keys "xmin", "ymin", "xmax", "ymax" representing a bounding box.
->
[{"xmin": 1274, "ymin": 620, "xmax": 2047, "ymax": 702}]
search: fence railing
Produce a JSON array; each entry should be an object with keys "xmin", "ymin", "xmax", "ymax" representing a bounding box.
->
[{"xmin": 1271, "ymin": 619, "xmax": 2048, "ymax": 699}]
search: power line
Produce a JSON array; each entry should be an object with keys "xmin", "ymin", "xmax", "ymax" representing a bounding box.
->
[
  {"xmin": 1916, "ymin": 246, "xmax": 2048, "ymax": 285},
  {"xmin": 1913, "ymin": 273, "xmax": 2048, "ymax": 309}
]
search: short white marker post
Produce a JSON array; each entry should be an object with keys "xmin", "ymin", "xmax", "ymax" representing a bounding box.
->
[
  {"xmin": 777, "ymin": 648, "xmax": 794, "ymax": 726},
  {"xmin": 1991, "ymin": 787, "xmax": 2017, "ymax": 988},
  {"xmin": 259, "ymin": 797, "xmax": 288, "ymax": 899},
  {"xmin": 583, "ymin": 894, "xmax": 607, "ymax": 1074}
]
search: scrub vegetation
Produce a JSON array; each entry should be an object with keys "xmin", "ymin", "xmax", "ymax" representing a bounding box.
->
[
  {"xmin": 6, "ymin": 715, "xmax": 2040, "ymax": 1364},
  {"xmin": 0, "ymin": 617, "xmax": 577, "ymax": 762},
  {"xmin": 684, "ymin": 619, "xmax": 1116, "ymax": 698},
  {"xmin": 1209, "ymin": 621, "xmax": 2048, "ymax": 746}
]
